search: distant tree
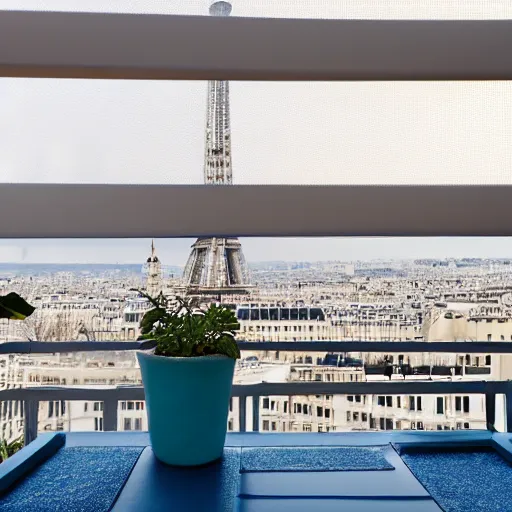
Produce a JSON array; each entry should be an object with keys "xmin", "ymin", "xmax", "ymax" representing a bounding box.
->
[{"xmin": 22, "ymin": 311, "xmax": 85, "ymax": 341}]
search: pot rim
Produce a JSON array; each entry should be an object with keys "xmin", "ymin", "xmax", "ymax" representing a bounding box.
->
[{"xmin": 137, "ymin": 350, "xmax": 234, "ymax": 362}]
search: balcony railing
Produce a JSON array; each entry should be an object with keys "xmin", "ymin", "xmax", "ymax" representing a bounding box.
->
[{"xmin": 1, "ymin": 340, "xmax": 512, "ymax": 444}]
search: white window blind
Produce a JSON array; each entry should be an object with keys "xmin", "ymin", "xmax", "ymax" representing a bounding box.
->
[
  {"xmin": 0, "ymin": 9, "xmax": 510, "ymax": 238},
  {"xmin": 0, "ymin": 11, "xmax": 512, "ymax": 81}
]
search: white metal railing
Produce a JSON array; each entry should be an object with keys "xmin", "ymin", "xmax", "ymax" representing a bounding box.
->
[
  {"xmin": 4, "ymin": 340, "xmax": 512, "ymax": 354},
  {"xmin": 0, "ymin": 340, "xmax": 511, "ymax": 443}
]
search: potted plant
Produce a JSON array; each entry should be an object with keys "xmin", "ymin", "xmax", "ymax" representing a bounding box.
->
[
  {"xmin": 137, "ymin": 293, "xmax": 240, "ymax": 466},
  {"xmin": 0, "ymin": 436, "xmax": 23, "ymax": 463}
]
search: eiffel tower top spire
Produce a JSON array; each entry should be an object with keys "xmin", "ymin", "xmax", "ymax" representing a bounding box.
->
[{"xmin": 204, "ymin": 2, "xmax": 233, "ymax": 185}]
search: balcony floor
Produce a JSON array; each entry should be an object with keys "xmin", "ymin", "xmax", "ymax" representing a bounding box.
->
[{"xmin": 1, "ymin": 430, "xmax": 511, "ymax": 511}]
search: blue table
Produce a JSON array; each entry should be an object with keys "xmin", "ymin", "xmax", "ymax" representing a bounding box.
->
[{"xmin": 1, "ymin": 430, "xmax": 512, "ymax": 511}]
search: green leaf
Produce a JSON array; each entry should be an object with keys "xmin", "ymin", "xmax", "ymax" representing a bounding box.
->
[
  {"xmin": 0, "ymin": 293, "xmax": 35, "ymax": 320},
  {"xmin": 140, "ymin": 307, "xmax": 167, "ymax": 335},
  {"xmin": 0, "ymin": 436, "xmax": 23, "ymax": 462}
]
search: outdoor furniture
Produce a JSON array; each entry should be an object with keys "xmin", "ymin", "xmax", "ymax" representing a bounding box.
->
[{"xmin": 1, "ymin": 430, "xmax": 512, "ymax": 511}]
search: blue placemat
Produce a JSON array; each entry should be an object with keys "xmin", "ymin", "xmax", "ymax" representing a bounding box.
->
[
  {"xmin": 0, "ymin": 446, "xmax": 143, "ymax": 512},
  {"xmin": 241, "ymin": 446, "xmax": 394, "ymax": 472},
  {"xmin": 401, "ymin": 448, "xmax": 512, "ymax": 512}
]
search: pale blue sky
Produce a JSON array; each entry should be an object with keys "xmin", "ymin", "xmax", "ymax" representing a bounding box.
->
[
  {"xmin": 1, "ymin": 1, "xmax": 512, "ymax": 263},
  {"xmin": 0, "ymin": 238, "xmax": 510, "ymax": 265}
]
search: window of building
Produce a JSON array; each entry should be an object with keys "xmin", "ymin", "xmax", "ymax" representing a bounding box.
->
[
  {"xmin": 262, "ymin": 420, "xmax": 269, "ymax": 431},
  {"xmin": 124, "ymin": 418, "xmax": 132, "ymax": 431},
  {"xmin": 228, "ymin": 419, "xmax": 233, "ymax": 431},
  {"xmin": 464, "ymin": 422, "xmax": 470, "ymax": 429},
  {"xmin": 303, "ymin": 424, "xmax": 312, "ymax": 432},
  {"xmin": 317, "ymin": 406, "xmax": 323, "ymax": 417},
  {"xmin": 325, "ymin": 408, "xmax": 331, "ymax": 419},
  {"xmin": 386, "ymin": 396, "xmax": 392, "ymax": 407},
  {"xmin": 134, "ymin": 418, "xmax": 142, "ymax": 431},
  {"xmin": 250, "ymin": 308, "xmax": 260, "ymax": 321},
  {"xmin": 463, "ymin": 396, "xmax": 470, "ymax": 413},
  {"xmin": 379, "ymin": 418, "xmax": 385, "ymax": 430},
  {"xmin": 346, "ymin": 411, "xmax": 351, "ymax": 422},
  {"xmin": 48, "ymin": 401, "xmax": 54, "ymax": 418},
  {"xmin": 396, "ymin": 396, "xmax": 401, "ymax": 408},
  {"xmin": 284, "ymin": 401, "xmax": 288, "ymax": 413},
  {"xmin": 409, "ymin": 396, "xmax": 415, "ymax": 411},
  {"xmin": 486, "ymin": 355, "xmax": 492, "ymax": 365},
  {"xmin": 262, "ymin": 398, "xmax": 269, "ymax": 409},
  {"xmin": 347, "ymin": 396, "xmax": 354, "ymax": 402},
  {"xmin": 271, "ymin": 422, "xmax": 277, "ymax": 431},
  {"xmin": 378, "ymin": 396, "xmax": 385, "ymax": 406},
  {"xmin": 315, "ymin": 374, "xmax": 322, "ymax": 381},
  {"xmin": 436, "ymin": 397, "xmax": 444, "ymax": 414},
  {"xmin": 353, "ymin": 412, "xmax": 359, "ymax": 421},
  {"xmin": 355, "ymin": 395, "xmax": 361, "ymax": 403}
]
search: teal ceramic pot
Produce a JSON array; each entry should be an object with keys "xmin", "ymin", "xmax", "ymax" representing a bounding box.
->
[{"xmin": 137, "ymin": 351, "xmax": 235, "ymax": 466}]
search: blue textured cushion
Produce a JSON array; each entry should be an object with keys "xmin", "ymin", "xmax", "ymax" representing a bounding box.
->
[
  {"xmin": 0, "ymin": 446, "xmax": 143, "ymax": 512},
  {"xmin": 401, "ymin": 448, "xmax": 512, "ymax": 512},
  {"xmin": 241, "ymin": 446, "xmax": 394, "ymax": 472}
]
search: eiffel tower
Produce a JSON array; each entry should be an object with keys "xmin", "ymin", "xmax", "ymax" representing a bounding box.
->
[{"xmin": 182, "ymin": 1, "xmax": 252, "ymax": 296}]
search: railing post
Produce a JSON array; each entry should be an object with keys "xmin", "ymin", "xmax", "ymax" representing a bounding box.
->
[
  {"xmin": 252, "ymin": 396, "xmax": 260, "ymax": 432},
  {"xmin": 485, "ymin": 392, "xmax": 496, "ymax": 432},
  {"xmin": 103, "ymin": 398, "xmax": 118, "ymax": 432},
  {"xmin": 506, "ymin": 388, "xmax": 512, "ymax": 433},
  {"xmin": 238, "ymin": 396, "xmax": 247, "ymax": 433},
  {"xmin": 24, "ymin": 400, "xmax": 39, "ymax": 445}
]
